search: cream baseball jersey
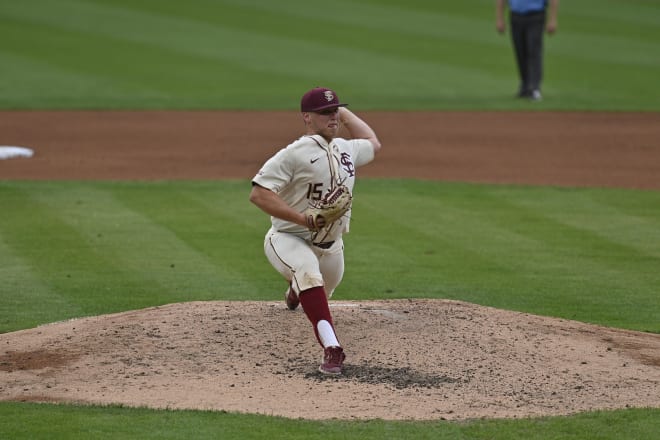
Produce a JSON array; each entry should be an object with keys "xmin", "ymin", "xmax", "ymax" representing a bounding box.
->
[{"xmin": 253, "ymin": 134, "xmax": 375, "ymax": 242}]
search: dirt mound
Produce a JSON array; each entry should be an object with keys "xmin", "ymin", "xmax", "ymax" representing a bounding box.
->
[
  {"xmin": 2, "ymin": 299, "xmax": 658, "ymax": 420},
  {"xmin": 1, "ymin": 110, "xmax": 659, "ymax": 419}
]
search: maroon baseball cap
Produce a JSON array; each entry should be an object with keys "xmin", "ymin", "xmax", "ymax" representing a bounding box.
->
[{"xmin": 300, "ymin": 87, "xmax": 348, "ymax": 112}]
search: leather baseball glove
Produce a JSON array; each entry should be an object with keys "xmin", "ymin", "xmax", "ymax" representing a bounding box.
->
[{"xmin": 304, "ymin": 185, "xmax": 352, "ymax": 231}]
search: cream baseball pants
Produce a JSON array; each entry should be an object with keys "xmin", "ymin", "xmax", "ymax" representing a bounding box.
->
[{"xmin": 263, "ymin": 228, "xmax": 344, "ymax": 298}]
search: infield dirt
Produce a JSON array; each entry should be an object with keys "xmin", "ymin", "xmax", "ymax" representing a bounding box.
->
[{"xmin": 1, "ymin": 111, "xmax": 659, "ymax": 420}]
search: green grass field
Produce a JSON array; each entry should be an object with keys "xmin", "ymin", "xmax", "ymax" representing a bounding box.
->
[
  {"xmin": 1, "ymin": 403, "xmax": 658, "ymax": 440},
  {"xmin": 1, "ymin": 0, "xmax": 659, "ymax": 438},
  {"xmin": 1, "ymin": 0, "xmax": 659, "ymax": 110},
  {"xmin": 1, "ymin": 181, "xmax": 659, "ymax": 438},
  {"xmin": 1, "ymin": 181, "xmax": 659, "ymax": 334}
]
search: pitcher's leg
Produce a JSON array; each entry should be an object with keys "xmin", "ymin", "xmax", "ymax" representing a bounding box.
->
[
  {"xmin": 299, "ymin": 286, "xmax": 345, "ymax": 375},
  {"xmin": 318, "ymin": 242, "xmax": 345, "ymax": 299},
  {"xmin": 264, "ymin": 231, "xmax": 345, "ymax": 374},
  {"xmin": 264, "ymin": 231, "xmax": 323, "ymax": 293},
  {"xmin": 298, "ymin": 286, "xmax": 339, "ymax": 347}
]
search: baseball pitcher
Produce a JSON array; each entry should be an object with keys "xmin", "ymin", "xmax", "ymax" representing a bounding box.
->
[{"xmin": 249, "ymin": 87, "xmax": 381, "ymax": 375}]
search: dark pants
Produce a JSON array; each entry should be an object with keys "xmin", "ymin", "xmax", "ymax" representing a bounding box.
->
[{"xmin": 510, "ymin": 11, "xmax": 546, "ymax": 96}]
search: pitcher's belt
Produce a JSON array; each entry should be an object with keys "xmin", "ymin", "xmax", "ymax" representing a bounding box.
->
[{"xmin": 313, "ymin": 241, "xmax": 335, "ymax": 249}]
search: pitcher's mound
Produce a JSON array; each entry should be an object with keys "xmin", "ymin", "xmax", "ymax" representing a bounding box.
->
[{"xmin": 1, "ymin": 299, "xmax": 659, "ymax": 420}]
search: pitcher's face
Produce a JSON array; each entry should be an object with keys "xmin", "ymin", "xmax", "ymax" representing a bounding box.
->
[{"xmin": 304, "ymin": 107, "xmax": 340, "ymax": 141}]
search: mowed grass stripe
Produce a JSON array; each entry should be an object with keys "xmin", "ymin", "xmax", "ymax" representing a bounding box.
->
[
  {"xmin": 0, "ymin": 0, "xmax": 509, "ymax": 105},
  {"xmin": 0, "ymin": 233, "xmax": 84, "ymax": 332},
  {"xmin": 0, "ymin": 17, "xmax": 290, "ymax": 108},
  {"xmin": 564, "ymin": 0, "xmax": 660, "ymax": 32},
  {"xmin": 0, "ymin": 49, "xmax": 132, "ymax": 109},
  {"xmin": 511, "ymin": 188, "xmax": 660, "ymax": 260},
  {"xmin": 2, "ymin": 181, "xmax": 658, "ymax": 333},
  {"xmin": 0, "ymin": 183, "xmax": 245, "ymax": 331},
  {"xmin": 349, "ymin": 181, "xmax": 660, "ymax": 331},
  {"xmin": 96, "ymin": 0, "xmax": 502, "ymax": 82},
  {"xmin": 553, "ymin": 0, "xmax": 660, "ymax": 66},
  {"xmin": 0, "ymin": 185, "xmax": 140, "ymax": 319},
  {"xmin": 29, "ymin": 183, "xmax": 251, "ymax": 300},
  {"xmin": 350, "ymin": 188, "xmax": 558, "ymax": 302},
  {"xmin": 109, "ymin": 182, "xmax": 275, "ymax": 299},
  {"xmin": 346, "ymin": 184, "xmax": 525, "ymax": 298},
  {"xmin": 0, "ymin": 184, "xmax": 185, "ymax": 317},
  {"xmin": 1, "ymin": 0, "xmax": 353, "ymax": 76},
  {"xmin": 547, "ymin": 1, "xmax": 660, "ymax": 105},
  {"xmin": 469, "ymin": 188, "xmax": 660, "ymax": 328},
  {"xmin": 90, "ymin": 0, "xmax": 505, "ymax": 65},
  {"xmin": 0, "ymin": 1, "xmax": 304, "ymax": 108},
  {"xmin": 2, "ymin": 0, "xmax": 660, "ymax": 110},
  {"xmin": 0, "ymin": 19, "xmax": 167, "ymax": 100}
]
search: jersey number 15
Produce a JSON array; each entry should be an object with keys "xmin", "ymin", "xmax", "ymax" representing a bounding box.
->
[{"xmin": 306, "ymin": 182, "xmax": 323, "ymax": 201}]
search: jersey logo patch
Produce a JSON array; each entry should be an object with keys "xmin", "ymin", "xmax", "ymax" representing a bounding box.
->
[
  {"xmin": 340, "ymin": 152, "xmax": 355, "ymax": 177},
  {"xmin": 310, "ymin": 157, "xmax": 320, "ymax": 164}
]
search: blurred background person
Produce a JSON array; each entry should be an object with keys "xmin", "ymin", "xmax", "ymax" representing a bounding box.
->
[{"xmin": 496, "ymin": 0, "xmax": 559, "ymax": 101}]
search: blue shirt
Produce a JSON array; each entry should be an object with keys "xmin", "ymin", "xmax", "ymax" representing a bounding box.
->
[{"xmin": 509, "ymin": 0, "xmax": 547, "ymax": 14}]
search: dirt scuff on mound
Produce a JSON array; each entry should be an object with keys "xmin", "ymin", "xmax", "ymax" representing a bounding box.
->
[{"xmin": 1, "ymin": 300, "xmax": 658, "ymax": 420}]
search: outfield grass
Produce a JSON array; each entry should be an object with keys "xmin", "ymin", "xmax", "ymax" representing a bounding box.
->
[{"xmin": 1, "ymin": 0, "xmax": 659, "ymax": 110}]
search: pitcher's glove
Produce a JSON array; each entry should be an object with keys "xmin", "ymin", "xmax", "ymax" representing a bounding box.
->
[{"xmin": 304, "ymin": 185, "xmax": 352, "ymax": 231}]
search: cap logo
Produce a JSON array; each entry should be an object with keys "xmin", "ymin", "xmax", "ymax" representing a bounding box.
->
[{"xmin": 324, "ymin": 91, "xmax": 334, "ymax": 102}]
